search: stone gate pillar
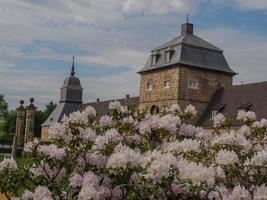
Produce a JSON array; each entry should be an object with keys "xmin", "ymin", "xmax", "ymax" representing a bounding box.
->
[
  {"xmin": 25, "ymin": 98, "xmax": 36, "ymax": 141},
  {"xmin": 12, "ymin": 100, "xmax": 26, "ymax": 158},
  {"xmin": 16, "ymin": 100, "xmax": 26, "ymax": 147}
]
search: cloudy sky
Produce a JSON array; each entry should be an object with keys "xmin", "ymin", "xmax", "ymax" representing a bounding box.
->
[{"xmin": 1, "ymin": 0, "xmax": 267, "ymax": 110}]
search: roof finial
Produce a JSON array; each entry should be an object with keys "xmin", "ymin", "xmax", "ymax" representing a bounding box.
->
[
  {"xmin": 186, "ymin": 14, "xmax": 189, "ymax": 23},
  {"xmin": 71, "ymin": 56, "xmax": 75, "ymax": 76}
]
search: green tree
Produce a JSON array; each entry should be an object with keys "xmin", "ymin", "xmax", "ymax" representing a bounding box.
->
[
  {"xmin": 1, "ymin": 111, "xmax": 16, "ymax": 141},
  {"xmin": 44, "ymin": 101, "xmax": 57, "ymax": 115},
  {"xmin": 0, "ymin": 94, "xmax": 8, "ymax": 119}
]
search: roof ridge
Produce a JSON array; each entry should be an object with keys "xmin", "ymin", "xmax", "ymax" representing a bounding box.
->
[{"xmin": 231, "ymin": 81, "xmax": 267, "ymax": 88}]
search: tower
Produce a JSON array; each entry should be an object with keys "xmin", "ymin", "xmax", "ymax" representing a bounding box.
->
[
  {"xmin": 41, "ymin": 57, "xmax": 83, "ymax": 141},
  {"xmin": 138, "ymin": 21, "xmax": 236, "ymax": 122}
]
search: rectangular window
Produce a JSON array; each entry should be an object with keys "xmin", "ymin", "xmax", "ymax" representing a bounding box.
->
[
  {"xmin": 165, "ymin": 51, "xmax": 170, "ymax": 63},
  {"xmin": 188, "ymin": 79, "xmax": 198, "ymax": 89},
  {"xmin": 212, "ymin": 110, "xmax": 218, "ymax": 118},
  {"xmin": 147, "ymin": 82, "xmax": 153, "ymax": 91},
  {"xmin": 164, "ymin": 80, "xmax": 170, "ymax": 88}
]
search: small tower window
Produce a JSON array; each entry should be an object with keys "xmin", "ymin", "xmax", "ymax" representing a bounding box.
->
[
  {"xmin": 188, "ymin": 79, "xmax": 198, "ymax": 89},
  {"xmin": 212, "ymin": 110, "xmax": 218, "ymax": 118},
  {"xmin": 164, "ymin": 80, "xmax": 170, "ymax": 88},
  {"xmin": 147, "ymin": 82, "xmax": 153, "ymax": 91}
]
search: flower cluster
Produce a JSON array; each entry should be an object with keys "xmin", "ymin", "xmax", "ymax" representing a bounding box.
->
[{"xmin": 1, "ymin": 104, "xmax": 267, "ymax": 200}]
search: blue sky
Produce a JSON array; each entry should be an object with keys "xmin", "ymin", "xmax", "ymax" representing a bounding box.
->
[{"xmin": 0, "ymin": 0, "xmax": 267, "ymax": 110}]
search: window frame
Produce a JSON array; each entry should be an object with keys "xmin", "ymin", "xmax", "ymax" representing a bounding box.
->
[
  {"xmin": 146, "ymin": 82, "xmax": 153, "ymax": 91},
  {"xmin": 165, "ymin": 51, "xmax": 171, "ymax": 63},
  {"xmin": 188, "ymin": 79, "xmax": 199, "ymax": 90},
  {"xmin": 164, "ymin": 80, "xmax": 170, "ymax": 88},
  {"xmin": 211, "ymin": 110, "xmax": 218, "ymax": 119}
]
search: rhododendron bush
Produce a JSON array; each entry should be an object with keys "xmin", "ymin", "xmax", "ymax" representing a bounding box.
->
[{"xmin": 1, "ymin": 102, "xmax": 267, "ymax": 200}]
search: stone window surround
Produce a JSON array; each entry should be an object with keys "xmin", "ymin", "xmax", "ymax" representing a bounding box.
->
[
  {"xmin": 164, "ymin": 80, "xmax": 171, "ymax": 88},
  {"xmin": 147, "ymin": 82, "xmax": 153, "ymax": 91},
  {"xmin": 188, "ymin": 79, "xmax": 199, "ymax": 90}
]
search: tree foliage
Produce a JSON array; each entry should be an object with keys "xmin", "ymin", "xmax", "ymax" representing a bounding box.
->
[{"xmin": 0, "ymin": 94, "xmax": 8, "ymax": 119}]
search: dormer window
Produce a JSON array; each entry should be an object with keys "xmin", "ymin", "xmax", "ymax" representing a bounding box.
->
[
  {"xmin": 164, "ymin": 48, "xmax": 174, "ymax": 63},
  {"xmin": 151, "ymin": 51, "xmax": 160, "ymax": 66}
]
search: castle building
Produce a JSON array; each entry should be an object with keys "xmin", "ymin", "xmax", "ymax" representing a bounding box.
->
[
  {"xmin": 138, "ymin": 22, "xmax": 236, "ymax": 123},
  {"xmin": 41, "ymin": 21, "xmax": 267, "ymax": 140}
]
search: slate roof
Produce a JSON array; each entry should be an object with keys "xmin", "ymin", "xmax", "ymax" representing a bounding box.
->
[
  {"xmin": 138, "ymin": 23, "xmax": 236, "ymax": 75},
  {"xmin": 80, "ymin": 96, "xmax": 139, "ymax": 116},
  {"xmin": 199, "ymin": 81, "xmax": 267, "ymax": 127},
  {"xmin": 42, "ymin": 102, "xmax": 81, "ymax": 126}
]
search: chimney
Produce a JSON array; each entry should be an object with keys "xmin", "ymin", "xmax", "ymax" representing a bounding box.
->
[
  {"xmin": 181, "ymin": 22, "xmax": 193, "ymax": 35},
  {"xmin": 125, "ymin": 94, "xmax": 130, "ymax": 102}
]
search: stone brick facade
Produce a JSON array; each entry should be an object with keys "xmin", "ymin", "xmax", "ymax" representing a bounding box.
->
[
  {"xmin": 41, "ymin": 126, "xmax": 49, "ymax": 141},
  {"xmin": 139, "ymin": 66, "xmax": 180, "ymax": 111},
  {"xmin": 139, "ymin": 65, "xmax": 233, "ymax": 123}
]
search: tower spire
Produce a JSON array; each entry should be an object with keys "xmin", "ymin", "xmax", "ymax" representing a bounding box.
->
[
  {"xmin": 71, "ymin": 56, "xmax": 75, "ymax": 77},
  {"xmin": 186, "ymin": 14, "xmax": 189, "ymax": 23}
]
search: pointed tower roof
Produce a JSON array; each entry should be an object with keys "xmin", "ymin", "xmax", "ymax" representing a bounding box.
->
[
  {"xmin": 42, "ymin": 57, "xmax": 83, "ymax": 127},
  {"xmin": 138, "ymin": 21, "xmax": 236, "ymax": 75}
]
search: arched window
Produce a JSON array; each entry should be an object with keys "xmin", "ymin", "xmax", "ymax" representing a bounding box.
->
[{"xmin": 151, "ymin": 105, "xmax": 159, "ymax": 115}]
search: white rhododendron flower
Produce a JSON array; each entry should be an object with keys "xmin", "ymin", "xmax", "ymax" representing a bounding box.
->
[
  {"xmin": 84, "ymin": 105, "xmax": 97, "ymax": 117},
  {"xmin": 107, "ymin": 143, "xmax": 143, "ymax": 169},
  {"xmin": 237, "ymin": 110, "xmax": 256, "ymax": 122},
  {"xmin": 180, "ymin": 139, "xmax": 201, "ymax": 153},
  {"xmin": 213, "ymin": 113, "xmax": 226, "ymax": 127},
  {"xmin": 184, "ymin": 104, "xmax": 197, "ymax": 117},
  {"xmin": 38, "ymin": 144, "xmax": 66, "ymax": 160},
  {"xmin": 254, "ymin": 185, "xmax": 267, "ymax": 200},
  {"xmin": 3, "ymin": 103, "xmax": 267, "ymax": 199},
  {"xmin": 168, "ymin": 104, "xmax": 181, "ymax": 113},
  {"xmin": 215, "ymin": 150, "xmax": 239, "ymax": 165},
  {"xmin": 99, "ymin": 115, "xmax": 113, "ymax": 127},
  {"xmin": 228, "ymin": 185, "xmax": 251, "ymax": 200},
  {"xmin": 0, "ymin": 157, "xmax": 17, "ymax": 171},
  {"xmin": 78, "ymin": 172, "xmax": 110, "ymax": 200}
]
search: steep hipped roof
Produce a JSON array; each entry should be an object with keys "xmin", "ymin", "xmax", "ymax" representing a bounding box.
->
[
  {"xmin": 199, "ymin": 81, "xmax": 267, "ymax": 127},
  {"xmin": 138, "ymin": 23, "xmax": 236, "ymax": 75},
  {"xmin": 80, "ymin": 96, "xmax": 139, "ymax": 116}
]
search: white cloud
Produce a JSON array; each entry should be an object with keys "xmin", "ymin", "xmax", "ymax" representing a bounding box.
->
[
  {"xmin": 122, "ymin": 0, "xmax": 199, "ymax": 15},
  {"xmin": 0, "ymin": 46, "xmax": 23, "ymax": 60},
  {"xmin": 237, "ymin": 0, "xmax": 267, "ymax": 10}
]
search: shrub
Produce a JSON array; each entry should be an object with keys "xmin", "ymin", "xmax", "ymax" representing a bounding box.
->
[{"xmin": 1, "ymin": 103, "xmax": 267, "ymax": 200}]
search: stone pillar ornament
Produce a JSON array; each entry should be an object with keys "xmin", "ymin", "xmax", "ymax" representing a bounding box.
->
[
  {"xmin": 12, "ymin": 100, "xmax": 26, "ymax": 158},
  {"xmin": 25, "ymin": 98, "xmax": 37, "ymax": 141}
]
